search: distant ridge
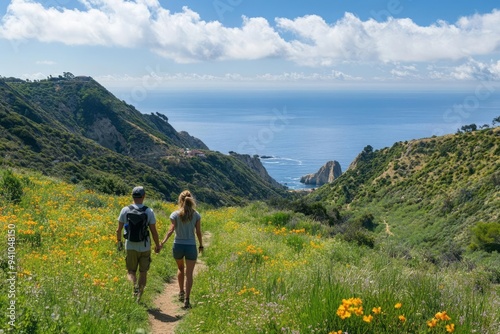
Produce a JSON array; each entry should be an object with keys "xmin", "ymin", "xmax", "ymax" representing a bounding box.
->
[{"xmin": 0, "ymin": 74, "xmax": 286, "ymax": 205}]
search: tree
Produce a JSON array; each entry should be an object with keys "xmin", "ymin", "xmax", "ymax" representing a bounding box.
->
[
  {"xmin": 493, "ymin": 116, "xmax": 500, "ymax": 126},
  {"xmin": 460, "ymin": 124, "xmax": 477, "ymax": 132},
  {"xmin": 63, "ymin": 72, "xmax": 75, "ymax": 79}
]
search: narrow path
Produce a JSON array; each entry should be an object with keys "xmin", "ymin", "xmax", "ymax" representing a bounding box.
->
[{"xmin": 148, "ymin": 233, "xmax": 210, "ymax": 334}]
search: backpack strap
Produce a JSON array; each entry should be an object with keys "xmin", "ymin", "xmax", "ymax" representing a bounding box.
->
[
  {"xmin": 128, "ymin": 205, "xmax": 148, "ymax": 213},
  {"xmin": 141, "ymin": 206, "xmax": 149, "ymax": 246}
]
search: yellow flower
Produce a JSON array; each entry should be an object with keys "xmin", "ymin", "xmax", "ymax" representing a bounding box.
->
[
  {"xmin": 363, "ymin": 315, "xmax": 373, "ymax": 323},
  {"xmin": 398, "ymin": 315, "xmax": 406, "ymax": 322},
  {"xmin": 336, "ymin": 305, "xmax": 352, "ymax": 319},
  {"xmin": 446, "ymin": 323, "xmax": 455, "ymax": 333},
  {"xmin": 354, "ymin": 306, "xmax": 364, "ymax": 316},
  {"xmin": 372, "ymin": 307, "xmax": 382, "ymax": 314},
  {"xmin": 435, "ymin": 311, "xmax": 451, "ymax": 321},
  {"xmin": 427, "ymin": 318, "xmax": 438, "ymax": 328},
  {"xmin": 394, "ymin": 302, "xmax": 402, "ymax": 309}
]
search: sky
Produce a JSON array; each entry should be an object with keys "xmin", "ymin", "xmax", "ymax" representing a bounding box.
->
[{"xmin": 1, "ymin": 0, "xmax": 500, "ymax": 90}]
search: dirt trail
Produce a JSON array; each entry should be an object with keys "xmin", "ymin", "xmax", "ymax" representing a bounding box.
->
[{"xmin": 148, "ymin": 233, "xmax": 210, "ymax": 334}]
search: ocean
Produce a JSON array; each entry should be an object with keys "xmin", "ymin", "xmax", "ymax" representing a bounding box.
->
[{"xmin": 118, "ymin": 88, "xmax": 500, "ymax": 189}]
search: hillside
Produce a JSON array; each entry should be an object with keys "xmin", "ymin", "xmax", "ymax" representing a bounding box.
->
[
  {"xmin": 0, "ymin": 168, "xmax": 498, "ymax": 333},
  {"xmin": 0, "ymin": 75, "xmax": 286, "ymax": 205},
  {"xmin": 304, "ymin": 127, "xmax": 500, "ymax": 261}
]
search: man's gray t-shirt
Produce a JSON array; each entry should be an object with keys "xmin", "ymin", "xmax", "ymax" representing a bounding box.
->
[
  {"xmin": 170, "ymin": 210, "xmax": 201, "ymax": 245},
  {"xmin": 118, "ymin": 204, "xmax": 156, "ymax": 252}
]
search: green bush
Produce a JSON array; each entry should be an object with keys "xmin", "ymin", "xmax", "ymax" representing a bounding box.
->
[
  {"xmin": 470, "ymin": 222, "xmax": 500, "ymax": 253},
  {"xmin": 262, "ymin": 211, "xmax": 292, "ymax": 227},
  {"xmin": 0, "ymin": 169, "xmax": 23, "ymax": 203}
]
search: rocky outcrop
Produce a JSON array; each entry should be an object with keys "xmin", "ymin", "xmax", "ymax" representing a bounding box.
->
[
  {"xmin": 229, "ymin": 152, "xmax": 285, "ymax": 189},
  {"xmin": 300, "ymin": 160, "xmax": 342, "ymax": 186},
  {"xmin": 178, "ymin": 131, "xmax": 209, "ymax": 150}
]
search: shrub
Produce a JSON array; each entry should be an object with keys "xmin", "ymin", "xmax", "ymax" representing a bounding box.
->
[
  {"xmin": 0, "ymin": 169, "xmax": 23, "ymax": 203},
  {"xmin": 470, "ymin": 222, "xmax": 500, "ymax": 253},
  {"xmin": 262, "ymin": 211, "xmax": 292, "ymax": 227}
]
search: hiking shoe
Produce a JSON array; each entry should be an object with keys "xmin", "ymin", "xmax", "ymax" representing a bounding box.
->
[
  {"xmin": 133, "ymin": 286, "xmax": 139, "ymax": 297},
  {"xmin": 182, "ymin": 299, "xmax": 191, "ymax": 310},
  {"xmin": 178, "ymin": 291, "xmax": 185, "ymax": 302},
  {"xmin": 136, "ymin": 290, "xmax": 143, "ymax": 303}
]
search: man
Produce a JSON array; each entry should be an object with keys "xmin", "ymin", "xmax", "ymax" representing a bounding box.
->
[{"xmin": 116, "ymin": 186, "xmax": 161, "ymax": 302}]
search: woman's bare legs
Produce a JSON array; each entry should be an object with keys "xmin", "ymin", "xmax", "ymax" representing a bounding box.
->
[
  {"xmin": 175, "ymin": 259, "xmax": 185, "ymax": 295},
  {"xmin": 184, "ymin": 259, "xmax": 196, "ymax": 303}
]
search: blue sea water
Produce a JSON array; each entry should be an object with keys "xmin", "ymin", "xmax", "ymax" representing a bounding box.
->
[{"xmin": 121, "ymin": 88, "xmax": 500, "ymax": 189}]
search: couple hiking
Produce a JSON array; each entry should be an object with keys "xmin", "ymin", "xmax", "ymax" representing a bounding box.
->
[{"xmin": 116, "ymin": 187, "xmax": 203, "ymax": 309}]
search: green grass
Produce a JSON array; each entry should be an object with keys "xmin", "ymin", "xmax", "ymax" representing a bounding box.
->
[
  {"xmin": 1, "ymin": 169, "xmax": 499, "ymax": 333},
  {"xmin": 175, "ymin": 204, "xmax": 499, "ymax": 334}
]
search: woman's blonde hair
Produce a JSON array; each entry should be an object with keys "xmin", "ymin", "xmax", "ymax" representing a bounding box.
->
[{"xmin": 178, "ymin": 190, "xmax": 196, "ymax": 223}]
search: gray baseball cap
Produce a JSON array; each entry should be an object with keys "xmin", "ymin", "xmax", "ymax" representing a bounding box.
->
[{"xmin": 132, "ymin": 186, "xmax": 145, "ymax": 198}]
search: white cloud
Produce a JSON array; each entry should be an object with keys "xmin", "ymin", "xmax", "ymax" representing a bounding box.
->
[
  {"xmin": 1, "ymin": 0, "xmax": 500, "ymax": 70},
  {"xmin": 277, "ymin": 11, "xmax": 500, "ymax": 65},
  {"xmin": 35, "ymin": 60, "xmax": 56, "ymax": 65},
  {"xmin": 94, "ymin": 70, "xmax": 359, "ymax": 86},
  {"xmin": 450, "ymin": 59, "xmax": 500, "ymax": 80},
  {"xmin": 149, "ymin": 10, "xmax": 287, "ymax": 63}
]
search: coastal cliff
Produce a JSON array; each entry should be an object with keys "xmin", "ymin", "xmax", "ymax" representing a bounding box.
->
[
  {"xmin": 229, "ymin": 152, "xmax": 285, "ymax": 189},
  {"xmin": 0, "ymin": 75, "xmax": 287, "ymax": 205},
  {"xmin": 300, "ymin": 160, "xmax": 342, "ymax": 186}
]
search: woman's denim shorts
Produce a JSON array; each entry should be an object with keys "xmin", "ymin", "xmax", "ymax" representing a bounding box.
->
[{"xmin": 172, "ymin": 243, "xmax": 198, "ymax": 261}]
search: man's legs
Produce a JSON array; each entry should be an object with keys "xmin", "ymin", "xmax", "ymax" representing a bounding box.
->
[
  {"xmin": 136, "ymin": 250, "xmax": 152, "ymax": 302},
  {"xmin": 127, "ymin": 270, "xmax": 137, "ymax": 286},
  {"xmin": 126, "ymin": 250, "xmax": 139, "ymax": 297},
  {"xmin": 138, "ymin": 271, "xmax": 147, "ymax": 293}
]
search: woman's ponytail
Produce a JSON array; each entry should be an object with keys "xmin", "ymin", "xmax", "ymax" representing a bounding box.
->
[{"xmin": 178, "ymin": 190, "xmax": 196, "ymax": 223}]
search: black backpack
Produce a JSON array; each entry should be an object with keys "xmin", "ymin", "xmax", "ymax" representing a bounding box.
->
[{"xmin": 125, "ymin": 205, "xmax": 149, "ymax": 245}]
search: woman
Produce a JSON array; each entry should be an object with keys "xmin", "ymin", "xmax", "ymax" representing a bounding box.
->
[{"xmin": 160, "ymin": 190, "xmax": 203, "ymax": 309}]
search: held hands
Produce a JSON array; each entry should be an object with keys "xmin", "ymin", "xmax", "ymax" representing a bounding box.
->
[{"xmin": 154, "ymin": 244, "xmax": 162, "ymax": 254}]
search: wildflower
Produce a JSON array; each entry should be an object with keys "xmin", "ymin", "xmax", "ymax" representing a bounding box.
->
[
  {"xmin": 446, "ymin": 323, "xmax": 455, "ymax": 333},
  {"xmin": 427, "ymin": 318, "xmax": 438, "ymax": 328},
  {"xmin": 354, "ymin": 306, "xmax": 364, "ymax": 316},
  {"xmin": 394, "ymin": 302, "xmax": 402, "ymax": 309},
  {"xmin": 398, "ymin": 315, "xmax": 406, "ymax": 322},
  {"xmin": 435, "ymin": 311, "xmax": 451, "ymax": 321},
  {"xmin": 336, "ymin": 305, "xmax": 352, "ymax": 319},
  {"xmin": 372, "ymin": 307, "xmax": 382, "ymax": 314},
  {"xmin": 363, "ymin": 314, "xmax": 373, "ymax": 323}
]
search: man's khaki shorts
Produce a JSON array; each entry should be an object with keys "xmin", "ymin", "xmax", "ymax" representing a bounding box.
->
[{"xmin": 126, "ymin": 250, "xmax": 151, "ymax": 273}]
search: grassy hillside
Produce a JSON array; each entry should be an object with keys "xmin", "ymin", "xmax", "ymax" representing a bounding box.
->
[
  {"xmin": 295, "ymin": 127, "xmax": 500, "ymax": 263},
  {"xmin": 0, "ymin": 76, "xmax": 286, "ymax": 206},
  {"xmin": 0, "ymin": 169, "xmax": 498, "ymax": 333}
]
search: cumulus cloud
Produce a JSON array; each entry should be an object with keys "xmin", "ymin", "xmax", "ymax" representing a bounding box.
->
[
  {"xmin": 277, "ymin": 11, "xmax": 500, "ymax": 65},
  {"xmin": 450, "ymin": 59, "xmax": 500, "ymax": 80},
  {"xmin": 1, "ymin": 0, "xmax": 500, "ymax": 67},
  {"xmin": 35, "ymin": 60, "xmax": 56, "ymax": 65}
]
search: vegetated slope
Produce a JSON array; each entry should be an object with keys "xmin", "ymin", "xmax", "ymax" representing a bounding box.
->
[
  {"xmin": 308, "ymin": 127, "xmax": 500, "ymax": 261},
  {"xmin": 0, "ymin": 75, "xmax": 286, "ymax": 205}
]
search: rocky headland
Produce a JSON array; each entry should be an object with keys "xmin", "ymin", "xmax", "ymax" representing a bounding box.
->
[{"xmin": 300, "ymin": 160, "xmax": 342, "ymax": 186}]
